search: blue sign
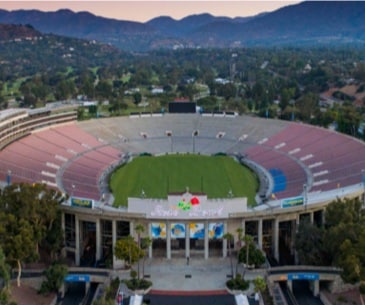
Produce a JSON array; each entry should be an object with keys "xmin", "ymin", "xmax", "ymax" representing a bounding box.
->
[
  {"xmin": 64, "ymin": 274, "xmax": 90, "ymax": 282},
  {"xmin": 287, "ymin": 273, "xmax": 319, "ymax": 280}
]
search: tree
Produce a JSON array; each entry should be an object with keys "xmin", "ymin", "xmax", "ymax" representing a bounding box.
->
[
  {"xmin": 42, "ymin": 210, "xmax": 64, "ymax": 262},
  {"xmin": 253, "ymin": 275, "xmax": 267, "ymax": 300},
  {"xmin": 294, "ymin": 219, "xmax": 326, "ymax": 266},
  {"xmin": 0, "ymin": 246, "xmax": 10, "ymax": 293},
  {"xmin": 0, "ymin": 183, "xmax": 63, "ymax": 257},
  {"xmin": 114, "ymin": 236, "xmax": 143, "ymax": 268},
  {"xmin": 337, "ymin": 239, "xmax": 361, "ymax": 284},
  {"xmin": 223, "ymin": 232, "xmax": 234, "ymax": 277},
  {"xmin": 238, "ymin": 236, "xmax": 265, "ymax": 270},
  {"xmin": 325, "ymin": 197, "xmax": 364, "ymax": 229},
  {"xmin": 39, "ymin": 263, "xmax": 68, "ymax": 295},
  {"xmin": 133, "ymin": 92, "xmax": 142, "ymax": 105},
  {"xmin": 336, "ymin": 104, "xmax": 362, "ymax": 136},
  {"xmin": 243, "ymin": 235, "xmax": 254, "ymax": 269},
  {"xmin": 0, "ymin": 246, "xmax": 9, "ymax": 284},
  {"xmin": 0, "ymin": 183, "xmax": 63, "ymax": 286},
  {"xmin": 235, "ymin": 228, "xmax": 243, "ymax": 275},
  {"xmin": 95, "ymin": 80, "xmax": 113, "ymax": 100},
  {"xmin": 54, "ymin": 79, "xmax": 76, "ymax": 100},
  {"xmin": 0, "ymin": 214, "xmax": 37, "ymax": 287},
  {"xmin": 78, "ymin": 72, "xmax": 95, "ymax": 98},
  {"xmin": 296, "ymin": 92, "xmax": 319, "ymax": 122},
  {"xmin": 141, "ymin": 236, "xmax": 152, "ymax": 279},
  {"xmin": 323, "ymin": 197, "xmax": 364, "ymax": 265},
  {"xmin": 293, "ymin": 197, "xmax": 365, "ymax": 285}
]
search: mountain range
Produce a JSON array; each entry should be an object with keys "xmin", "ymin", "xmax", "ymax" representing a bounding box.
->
[{"xmin": 1, "ymin": 1, "xmax": 365, "ymax": 51}]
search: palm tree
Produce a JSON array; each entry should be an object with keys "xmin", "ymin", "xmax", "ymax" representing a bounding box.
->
[
  {"xmin": 236, "ymin": 227, "xmax": 243, "ymax": 248},
  {"xmin": 242, "ymin": 234, "xmax": 254, "ymax": 276},
  {"xmin": 223, "ymin": 232, "xmax": 234, "ymax": 277},
  {"xmin": 135, "ymin": 223, "xmax": 145, "ymax": 280},
  {"xmin": 236, "ymin": 227, "xmax": 243, "ymax": 274},
  {"xmin": 141, "ymin": 236, "xmax": 152, "ymax": 278}
]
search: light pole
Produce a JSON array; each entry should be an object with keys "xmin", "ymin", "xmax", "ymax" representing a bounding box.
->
[
  {"xmin": 166, "ymin": 131, "xmax": 173, "ymax": 153},
  {"xmin": 192, "ymin": 130, "xmax": 199, "ymax": 154},
  {"xmin": 303, "ymin": 183, "xmax": 308, "ymax": 210},
  {"xmin": 71, "ymin": 184, "xmax": 75, "ymax": 199},
  {"xmin": 6, "ymin": 170, "xmax": 11, "ymax": 186}
]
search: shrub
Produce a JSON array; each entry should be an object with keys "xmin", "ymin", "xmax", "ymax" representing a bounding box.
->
[
  {"xmin": 105, "ymin": 277, "xmax": 120, "ymax": 300},
  {"xmin": 38, "ymin": 263, "xmax": 67, "ymax": 295},
  {"xmin": 226, "ymin": 274, "xmax": 249, "ymax": 291},
  {"xmin": 123, "ymin": 278, "xmax": 152, "ymax": 291},
  {"xmin": 130, "ymin": 269, "xmax": 137, "ymax": 279}
]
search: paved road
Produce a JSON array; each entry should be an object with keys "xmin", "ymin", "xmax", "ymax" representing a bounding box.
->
[
  {"xmin": 62, "ymin": 282, "xmax": 85, "ymax": 305},
  {"xmin": 293, "ymin": 281, "xmax": 324, "ymax": 305}
]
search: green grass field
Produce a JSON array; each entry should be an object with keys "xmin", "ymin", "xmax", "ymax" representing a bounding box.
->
[{"xmin": 109, "ymin": 154, "xmax": 259, "ymax": 207}]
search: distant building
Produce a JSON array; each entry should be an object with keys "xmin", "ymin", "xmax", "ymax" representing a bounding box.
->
[
  {"xmin": 214, "ymin": 78, "xmax": 230, "ymax": 85},
  {"xmin": 151, "ymin": 87, "xmax": 164, "ymax": 94},
  {"xmin": 303, "ymin": 63, "xmax": 312, "ymax": 73}
]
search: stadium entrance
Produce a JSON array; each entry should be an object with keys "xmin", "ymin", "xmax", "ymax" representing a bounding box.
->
[
  {"xmin": 62, "ymin": 195, "xmax": 331, "ymax": 267},
  {"xmin": 150, "ymin": 221, "xmax": 225, "ymax": 259}
]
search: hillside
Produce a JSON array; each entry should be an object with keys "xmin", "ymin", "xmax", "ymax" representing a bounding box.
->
[
  {"xmin": 232, "ymin": 1, "xmax": 365, "ymax": 45},
  {"xmin": 0, "ymin": 24, "xmax": 41, "ymax": 41},
  {"xmin": 1, "ymin": 2, "xmax": 365, "ymax": 51},
  {"xmin": 0, "ymin": 24, "xmax": 124, "ymax": 78},
  {"xmin": 0, "ymin": 8, "xmax": 155, "ymax": 52}
]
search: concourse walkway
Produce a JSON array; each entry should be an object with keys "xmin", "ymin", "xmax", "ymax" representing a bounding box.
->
[{"xmin": 117, "ymin": 257, "xmax": 265, "ymax": 293}]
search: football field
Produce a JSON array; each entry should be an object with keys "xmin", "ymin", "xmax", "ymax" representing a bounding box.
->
[{"xmin": 109, "ymin": 154, "xmax": 258, "ymax": 207}]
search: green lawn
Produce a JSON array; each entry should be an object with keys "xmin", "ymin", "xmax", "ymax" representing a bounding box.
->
[{"xmin": 109, "ymin": 155, "xmax": 258, "ymax": 207}]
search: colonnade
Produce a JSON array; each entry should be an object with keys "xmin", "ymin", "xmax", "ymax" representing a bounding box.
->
[{"xmin": 62, "ymin": 208, "xmax": 322, "ymax": 267}]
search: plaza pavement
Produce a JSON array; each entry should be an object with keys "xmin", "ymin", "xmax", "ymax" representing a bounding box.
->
[{"xmin": 132, "ymin": 256, "xmax": 265, "ymax": 294}]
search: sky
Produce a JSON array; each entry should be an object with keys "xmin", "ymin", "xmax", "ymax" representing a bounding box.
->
[{"xmin": 0, "ymin": 1, "xmax": 301, "ymax": 22}]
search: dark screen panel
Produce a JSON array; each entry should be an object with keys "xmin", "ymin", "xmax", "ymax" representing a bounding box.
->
[{"xmin": 168, "ymin": 102, "xmax": 196, "ymax": 113}]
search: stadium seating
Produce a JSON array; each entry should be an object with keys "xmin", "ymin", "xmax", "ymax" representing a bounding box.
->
[{"xmin": 1, "ymin": 113, "xmax": 365, "ymax": 203}]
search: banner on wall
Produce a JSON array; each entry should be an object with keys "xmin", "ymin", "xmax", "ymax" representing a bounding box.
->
[
  {"xmin": 208, "ymin": 223, "xmax": 224, "ymax": 239},
  {"xmin": 281, "ymin": 196, "xmax": 304, "ymax": 209},
  {"xmin": 171, "ymin": 223, "xmax": 186, "ymax": 239},
  {"xmin": 189, "ymin": 223, "xmax": 204, "ymax": 239},
  {"xmin": 71, "ymin": 197, "xmax": 94, "ymax": 209},
  {"xmin": 151, "ymin": 223, "xmax": 166, "ymax": 238}
]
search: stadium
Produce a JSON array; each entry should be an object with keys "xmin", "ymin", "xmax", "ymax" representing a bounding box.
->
[{"xmin": 0, "ymin": 105, "xmax": 365, "ymax": 269}]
